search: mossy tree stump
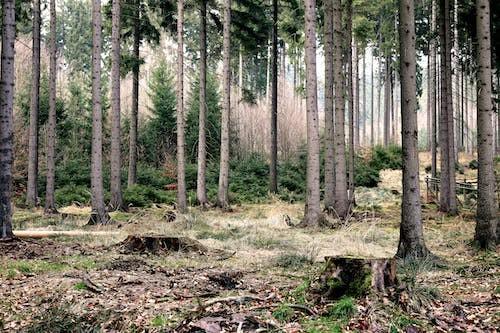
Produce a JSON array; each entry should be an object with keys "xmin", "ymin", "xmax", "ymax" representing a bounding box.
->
[
  {"xmin": 318, "ymin": 257, "xmax": 397, "ymax": 299},
  {"xmin": 119, "ymin": 235, "xmax": 208, "ymax": 254}
]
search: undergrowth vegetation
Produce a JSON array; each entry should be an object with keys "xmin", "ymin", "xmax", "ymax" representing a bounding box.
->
[{"xmin": 18, "ymin": 146, "xmax": 403, "ymax": 208}]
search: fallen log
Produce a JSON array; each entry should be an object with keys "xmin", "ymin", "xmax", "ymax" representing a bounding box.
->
[
  {"xmin": 318, "ymin": 257, "xmax": 397, "ymax": 299},
  {"xmin": 14, "ymin": 230, "xmax": 121, "ymax": 239},
  {"xmin": 119, "ymin": 235, "xmax": 208, "ymax": 254}
]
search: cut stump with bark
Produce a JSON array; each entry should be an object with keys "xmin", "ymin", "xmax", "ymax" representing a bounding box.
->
[
  {"xmin": 119, "ymin": 235, "xmax": 208, "ymax": 254},
  {"xmin": 318, "ymin": 257, "xmax": 397, "ymax": 299}
]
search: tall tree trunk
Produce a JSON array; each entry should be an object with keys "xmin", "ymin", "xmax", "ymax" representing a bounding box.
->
[
  {"xmin": 323, "ymin": 0, "xmax": 335, "ymax": 209},
  {"xmin": 439, "ymin": 0, "xmax": 457, "ymax": 214},
  {"xmin": 361, "ymin": 49, "xmax": 366, "ymax": 146},
  {"xmin": 427, "ymin": 55, "xmax": 431, "ymax": 150},
  {"xmin": 300, "ymin": 0, "xmax": 322, "ymax": 226},
  {"xmin": 353, "ymin": 45, "xmax": 359, "ymax": 149},
  {"xmin": 176, "ymin": 0, "xmax": 187, "ymax": 212},
  {"xmin": 397, "ymin": 0, "xmax": 430, "ymax": 259},
  {"xmin": 45, "ymin": 0, "xmax": 58, "ymax": 214},
  {"xmin": 27, "ymin": 0, "xmax": 41, "ymax": 207},
  {"xmin": 109, "ymin": 0, "xmax": 123, "ymax": 211},
  {"xmin": 445, "ymin": 0, "xmax": 457, "ymax": 214},
  {"xmin": 0, "ymin": 0, "xmax": 15, "ymax": 240},
  {"xmin": 347, "ymin": 3, "xmax": 355, "ymax": 205},
  {"xmin": 217, "ymin": 0, "xmax": 231, "ymax": 209},
  {"xmin": 196, "ymin": 0, "xmax": 208, "ymax": 206},
  {"xmin": 474, "ymin": 0, "xmax": 497, "ymax": 248},
  {"xmin": 430, "ymin": 0, "xmax": 437, "ymax": 178},
  {"xmin": 464, "ymin": 72, "xmax": 469, "ymax": 154},
  {"xmin": 370, "ymin": 49, "xmax": 374, "ymax": 147},
  {"xmin": 89, "ymin": 0, "xmax": 110, "ymax": 225},
  {"xmin": 453, "ymin": 0, "xmax": 459, "ymax": 162},
  {"xmin": 269, "ymin": 0, "xmax": 278, "ymax": 193},
  {"xmin": 377, "ymin": 58, "xmax": 382, "ymax": 145},
  {"xmin": 333, "ymin": 0, "xmax": 349, "ymax": 218},
  {"xmin": 128, "ymin": 1, "xmax": 140, "ymax": 187},
  {"xmin": 384, "ymin": 59, "xmax": 391, "ymax": 147}
]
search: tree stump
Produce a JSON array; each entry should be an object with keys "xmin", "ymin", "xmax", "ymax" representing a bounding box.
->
[
  {"xmin": 318, "ymin": 257, "xmax": 397, "ymax": 299},
  {"xmin": 119, "ymin": 235, "xmax": 208, "ymax": 254}
]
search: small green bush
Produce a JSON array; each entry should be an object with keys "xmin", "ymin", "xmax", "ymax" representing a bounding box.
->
[
  {"xmin": 55, "ymin": 185, "xmax": 91, "ymax": 206},
  {"xmin": 123, "ymin": 185, "xmax": 175, "ymax": 207}
]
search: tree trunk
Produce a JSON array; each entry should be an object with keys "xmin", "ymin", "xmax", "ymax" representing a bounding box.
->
[
  {"xmin": 333, "ymin": 0, "xmax": 349, "ymax": 219},
  {"xmin": 427, "ymin": 55, "xmax": 431, "ymax": 150},
  {"xmin": 474, "ymin": 0, "xmax": 497, "ymax": 249},
  {"xmin": 128, "ymin": 0, "xmax": 140, "ymax": 187},
  {"xmin": 453, "ymin": 0, "xmax": 459, "ymax": 163},
  {"xmin": 353, "ymin": 45, "xmax": 359, "ymax": 149},
  {"xmin": 384, "ymin": 59, "xmax": 391, "ymax": 147},
  {"xmin": 361, "ymin": 50, "xmax": 366, "ymax": 146},
  {"xmin": 397, "ymin": 0, "xmax": 430, "ymax": 259},
  {"xmin": 370, "ymin": 49, "xmax": 374, "ymax": 147},
  {"xmin": 109, "ymin": 0, "xmax": 123, "ymax": 211},
  {"xmin": 319, "ymin": 257, "xmax": 397, "ymax": 298},
  {"xmin": 445, "ymin": 0, "xmax": 457, "ymax": 214},
  {"xmin": 439, "ymin": 0, "xmax": 457, "ymax": 215},
  {"xmin": 0, "ymin": 0, "xmax": 15, "ymax": 240},
  {"xmin": 27, "ymin": 0, "xmax": 41, "ymax": 207},
  {"xmin": 323, "ymin": 0, "xmax": 335, "ymax": 210},
  {"xmin": 217, "ymin": 0, "xmax": 231, "ymax": 209},
  {"xmin": 89, "ymin": 0, "xmax": 111, "ymax": 225},
  {"xmin": 377, "ymin": 58, "xmax": 382, "ymax": 145},
  {"xmin": 196, "ymin": 0, "xmax": 208, "ymax": 206},
  {"xmin": 269, "ymin": 0, "xmax": 278, "ymax": 194},
  {"xmin": 430, "ymin": 0, "xmax": 437, "ymax": 178},
  {"xmin": 347, "ymin": 2, "xmax": 355, "ymax": 205},
  {"xmin": 45, "ymin": 0, "xmax": 58, "ymax": 215},
  {"xmin": 176, "ymin": 0, "xmax": 187, "ymax": 213},
  {"xmin": 300, "ymin": 0, "xmax": 322, "ymax": 226}
]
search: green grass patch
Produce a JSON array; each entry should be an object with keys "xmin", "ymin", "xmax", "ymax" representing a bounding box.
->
[
  {"xmin": 272, "ymin": 304, "xmax": 294, "ymax": 322},
  {"xmin": 0, "ymin": 260, "xmax": 68, "ymax": 278}
]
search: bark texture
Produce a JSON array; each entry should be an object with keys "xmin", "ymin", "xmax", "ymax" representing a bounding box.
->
[
  {"xmin": 45, "ymin": 0, "xmax": 58, "ymax": 214},
  {"xmin": 176, "ymin": 0, "xmax": 187, "ymax": 213},
  {"xmin": 196, "ymin": 0, "xmax": 208, "ymax": 206},
  {"xmin": 397, "ymin": 0, "xmax": 430, "ymax": 259},
  {"xmin": 439, "ymin": 0, "xmax": 457, "ymax": 215},
  {"xmin": 128, "ymin": 0, "xmax": 140, "ymax": 187},
  {"xmin": 89, "ymin": 0, "xmax": 111, "ymax": 225},
  {"xmin": 300, "ymin": 0, "xmax": 322, "ymax": 226},
  {"xmin": 430, "ymin": 0, "xmax": 437, "ymax": 178},
  {"xmin": 323, "ymin": 0, "xmax": 335, "ymax": 210},
  {"xmin": 333, "ymin": 0, "xmax": 349, "ymax": 219},
  {"xmin": 109, "ymin": 0, "xmax": 123, "ymax": 211},
  {"xmin": 474, "ymin": 0, "xmax": 498, "ymax": 249},
  {"xmin": 346, "ymin": 2, "xmax": 355, "ymax": 205},
  {"xmin": 384, "ymin": 59, "xmax": 391, "ymax": 147},
  {"xmin": 0, "ymin": 0, "xmax": 15, "ymax": 239},
  {"xmin": 216, "ymin": 0, "xmax": 231, "ymax": 209},
  {"xmin": 27, "ymin": 0, "xmax": 41, "ymax": 207},
  {"xmin": 269, "ymin": 0, "xmax": 278, "ymax": 194}
]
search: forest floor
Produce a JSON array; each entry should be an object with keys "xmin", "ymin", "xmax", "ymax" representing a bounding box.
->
[{"xmin": 1, "ymin": 159, "xmax": 499, "ymax": 332}]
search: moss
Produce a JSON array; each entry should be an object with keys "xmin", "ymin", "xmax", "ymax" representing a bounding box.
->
[{"xmin": 347, "ymin": 270, "xmax": 372, "ymax": 297}]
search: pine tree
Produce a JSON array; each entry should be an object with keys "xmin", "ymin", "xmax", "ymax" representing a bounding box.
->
[
  {"xmin": 109, "ymin": 0, "xmax": 123, "ymax": 211},
  {"xmin": 89, "ymin": 0, "xmax": 111, "ymax": 225},
  {"xmin": 26, "ymin": 0, "xmax": 41, "ymax": 207},
  {"xmin": 474, "ymin": 0, "xmax": 497, "ymax": 249},
  {"xmin": 0, "ymin": 0, "xmax": 16, "ymax": 240},
  {"xmin": 397, "ymin": 0, "xmax": 430, "ymax": 259},
  {"xmin": 45, "ymin": 0, "xmax": 58, "ymax": 214}
]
